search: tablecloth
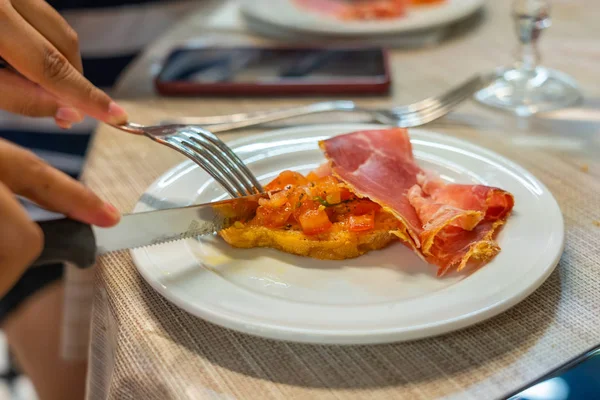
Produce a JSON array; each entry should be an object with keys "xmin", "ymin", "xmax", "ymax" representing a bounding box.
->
[{"xmin": 81, "ymin": 0, "xmax": 600, "ymax": 398}]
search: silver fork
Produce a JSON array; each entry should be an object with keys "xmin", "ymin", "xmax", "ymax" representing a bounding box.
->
[
  {"xmin": 160, "ymin": 74, "xmax": 489, "ymax": 133},
  {"xmin": 112, "ymin": 123, "xmax": 264, "ymax": 197}
]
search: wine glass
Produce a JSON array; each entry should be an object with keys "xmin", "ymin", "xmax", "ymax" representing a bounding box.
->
[{"xmin": 474, "ymin": 0, "xmax": 582, "ymax": 116}]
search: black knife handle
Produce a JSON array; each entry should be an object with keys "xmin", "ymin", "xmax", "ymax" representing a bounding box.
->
[{"xmin": 32, "ymin": 219, "xmax": 97, "ymax": 269}]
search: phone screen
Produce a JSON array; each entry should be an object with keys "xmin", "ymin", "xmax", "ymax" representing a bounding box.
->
[
  {"xmin": 505, "ymin": 347, "xmax": 600, "ymax": 400},
  {"xmin": 157, "ymin": 47, "xmax": 387, "ymax": 84}
]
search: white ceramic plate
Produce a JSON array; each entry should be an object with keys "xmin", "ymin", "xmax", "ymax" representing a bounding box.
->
[
  {"xmin": 131, "ymin": 124, "xmax": 563, "ymax": 345},
  {"xmin": 239, "ymin": 0, "xmax": 484, "ymax": 36}
]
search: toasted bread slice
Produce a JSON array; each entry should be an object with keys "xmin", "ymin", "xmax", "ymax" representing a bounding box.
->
[{"xmin": 219, "ymin": 212, "xmax": 400, "ymax": 260}]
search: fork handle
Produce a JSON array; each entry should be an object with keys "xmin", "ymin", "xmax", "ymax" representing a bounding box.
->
[{"xmin": 160, "ymin": 101, "xmax": 357, "ymax": 133}]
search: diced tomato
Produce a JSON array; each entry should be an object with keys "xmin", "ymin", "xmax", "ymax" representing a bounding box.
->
[
  {"xmin": 249, "ymin": 169, "xmax": 380, "ymax": 234},
  {"xmin": 313, "ymin": 176, "xmax": 343, "ymax": 205},
  {"xmin": 347, "ymin": 199, "xmax": 381, "ymax": 215},
  {"xmin": 348, "ymin": 212, "xmax": 375, "ymax": 232},
  {"xmin": 305, "ymin": 171, "xmax": 319, "ymax": 182},
  {"xmin": 325, "ymin": 206, "xmax": 337, "ymax": 221},
  {"xmin": 315, "ymin": 175, "xmax": 339, "ymax": 187},
  {"xmin": 254, "ymin": 203, "xmax": 293, "ymax": 228},
  {"xmin": 259, "ymin": 190, "xmax": 289, "ymax": 209},
  {"xmin": 286, "ymin": 188, "xmax": 308, "ymax": 210},
  {"xmin": 265, "ymin": 171, "xmax": 309, "ymax": 191},
  {"xmin": 340, "ymin": 187, "xmax": 353, "ymax": 201},
  {"xmin": 292, "ymin": 197, "xmax": 319, "ymax": 221},
  {"xmin": 298, "ymin": 208, "xmax": 332, "ymax": 235}
]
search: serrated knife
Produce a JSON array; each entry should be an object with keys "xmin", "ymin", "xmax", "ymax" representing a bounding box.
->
[{"xmin": 32, "ymin": 193, "xmax": 267, "ymax": 268}]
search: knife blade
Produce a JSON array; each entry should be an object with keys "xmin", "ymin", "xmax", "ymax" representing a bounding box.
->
[{"xmin": 32, "ymin": 192, "xmax": 267, "ymax": 268}]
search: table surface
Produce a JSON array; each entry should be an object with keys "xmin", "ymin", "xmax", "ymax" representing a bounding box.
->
[{"xmin": 84, "ymin": 1, "xmax": 600, "ymax": 399}]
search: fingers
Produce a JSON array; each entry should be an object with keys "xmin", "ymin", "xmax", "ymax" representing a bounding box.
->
[
  {"xmin": 11, "ymin": 0, "xmax": 83, "ymax": 73},
  {"xmin": 0, "ymin": 181, "xmax": 43, "ymax": 297},
  {"xmin": 11, "ymin": 0, "xmax": 85, "ymax": 128},
  {"xmin": 0, "ymin": 139, "xmax": 121, "ymax": 227},
  {"xmin": 0, "ymin": 69, "xmax": 78, "ymax": 123},
  {"xmin": 54, "ymin": 106, "xmax": 85, "ymax": 129},
  {"xmin": 0, "ymin": 69, "xmax": 59, "ymax": 117},
  {"xmin": 0, "ymin": 69, "xmax": 83, "ymax": 126},
  {"xmin": 0, "ymin": 3, "xmax": 128, "ymax": 124}
]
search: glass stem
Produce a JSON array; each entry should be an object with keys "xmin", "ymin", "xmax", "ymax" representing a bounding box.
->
[
  {"xmin": 517, "ymin": 41, "xmax": 539, "ymax": 74},
  {"xmin": 512, "ymin": 0, "xmax": 550, "ymax": 76}
]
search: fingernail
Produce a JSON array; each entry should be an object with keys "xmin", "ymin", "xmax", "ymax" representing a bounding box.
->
[
  {"xmin": 55, "ymin": 119, "xmax": 72, "ymax": 130},
  {"xmin": 56, "ymin": 107, "xmax": 84, "ymax": 123},
  {"xmin": 107, "ymin": 102, "xmax": 128, "ymax": 124},
  {"xmin": 104, "ymin": 202, "xmax": 121, "ymax": 219},
  {"xmin": 97, "ymin": 202, "xmax": 121, "ymax": 226}
]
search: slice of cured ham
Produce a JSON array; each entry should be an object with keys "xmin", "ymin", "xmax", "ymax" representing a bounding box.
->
[
  {"xmin": 424, "ymin": 221, "xmax": 502, "ymax": 276},
  {"xmin": 414, "ymin": 173, "xmax": 514, "ymax": 275},
  {"xmin": 407, "ymin": 185, "xmax": 484, "ymax": 256},
  {"xmin": 319, "ymin": 128, "xmax": 515, "ymax": 276},
  {"xmin": 319, "ymin": 128, "xmax": 423, "ymax": 247},
  {"xmin": 408, "ymin": 176, "xmax": 513, "ymax": 275},
  {"xmin": 417, "ymin": 172, "xmax": 515, "ymax": 221}
]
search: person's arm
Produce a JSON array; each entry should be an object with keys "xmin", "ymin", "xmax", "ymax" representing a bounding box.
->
[
  {"xmin": 0, "ymin": 0, "xmax": 128, "ymax": 128},
  {"xmin": 0, "ymin": 136, "xmax": 119, "ymax": 400},
  {"xmin": 0, "ymin": 138, "xmax": 119, "ymax": 400}
]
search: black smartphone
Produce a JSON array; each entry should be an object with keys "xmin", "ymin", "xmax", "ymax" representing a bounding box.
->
[
  {"xmin": 154, "ymin": 46, "xmax": 391, "ymax": 96},
  {"xmin": 502, "ymin": 345, "xmax": 600, "ymax": 400}
]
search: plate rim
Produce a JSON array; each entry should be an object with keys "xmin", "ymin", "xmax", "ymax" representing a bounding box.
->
[
  {"xmin": 130, "ymin": 123, "xmax": 564, "ymax": 345},
  {"xmin": 239, "ymin": 0, "xmax": 485, "ymax": 36}
]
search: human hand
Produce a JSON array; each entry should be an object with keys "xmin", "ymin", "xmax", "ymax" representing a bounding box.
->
[
  {"xmin": 0, "ymin": 139, "xmax": 120, "ymax": 296},
  {"xmin": 0, "ymin": 0, "xmax": 128, "ymax": 128}
]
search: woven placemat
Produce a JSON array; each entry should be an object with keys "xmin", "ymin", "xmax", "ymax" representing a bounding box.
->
[{"xmin": 81, "ymin": 119, "xmax": 600, "ymax": 400}]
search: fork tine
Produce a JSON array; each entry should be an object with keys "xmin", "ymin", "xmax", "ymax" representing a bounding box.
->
[
  {"xmin": 164, "ymin": 137, "xmax": 240, "ymax": 197},
  {"xmin": 190, "ymin": 127, "xmax": 264, "ymax": 193},
  {"xmin": 397, "ymin": 96, "xmax": 468, "ymax": 127},
  {"xmin": 404, "ymin": 86, "xmax": 478, "ymax": 124},
  {"xmin": 179, "ymin": 134, "xmax": 253, "ymax": 196},
  {"xmin": 393, "ymin": 78, "xmax": 481, "ymax": 127},
  {"xmin": 181, "ymin": 130, "xmax": 257, "ymax": 196},
  {"xmin": 181, "ymin": 141, "xmax": 249, "ymax": 196},
  {"xmin": 392, "ymin": 75, "xmax": 486, "ymax": 115},
  {"xmin": 402, "ymin": 77, "xmax": 480, "ymax": 117},
  {"xmin": 396, "ymin": 98, "xmax": 465, "ymax": 127}
]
